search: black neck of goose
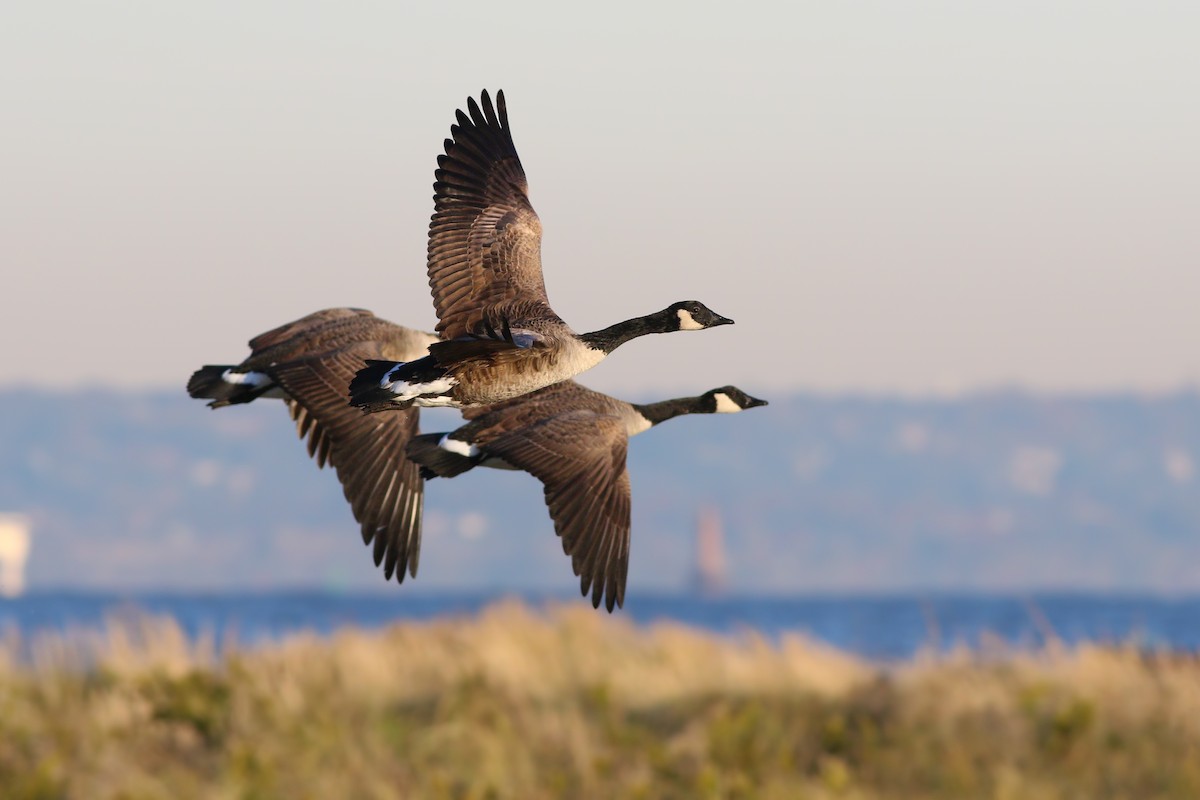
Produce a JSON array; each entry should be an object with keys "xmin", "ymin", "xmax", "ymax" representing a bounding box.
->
[
  {"xmin": 632, "ymin": 395, "xmax": 707, "ymax": 426},
  {"xmin": 579, "ymin": 308, "xmax": 675, "ymax": 354}
]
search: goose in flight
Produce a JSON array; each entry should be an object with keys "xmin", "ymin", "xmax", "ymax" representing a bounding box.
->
[
  {"xmin": 188, "ymin": 307, "xmax": 438, "ymax": 583},
  {"xmin": 406, "ymin": 380, "xmax": 768, "ymax": 610},
  {"xmin": 349, "ymin": 90, "xmax": 733, "ymax": 412}
]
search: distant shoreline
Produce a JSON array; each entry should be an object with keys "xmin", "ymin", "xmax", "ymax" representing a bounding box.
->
[{"xmin": 4, "ymin": 592, "xmax": 1198, "ymax": 660}]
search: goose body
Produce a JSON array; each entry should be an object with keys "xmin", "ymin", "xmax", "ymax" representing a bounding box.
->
[
  {"xmin": 406, "ymin": 380, "xmax": 768, "ymax": 610},
  {"xmin": 187, "ymin": 308, "xmax": 439, "ymax": 583},
  {"xmin": 349, "ymin": 90, "xmax": 733, "ymax": 412}
]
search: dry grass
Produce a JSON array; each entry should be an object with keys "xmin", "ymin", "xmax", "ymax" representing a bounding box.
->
[{"xmin": 2, "ymin": 601, "xmax": 1199, "ymax": 799}]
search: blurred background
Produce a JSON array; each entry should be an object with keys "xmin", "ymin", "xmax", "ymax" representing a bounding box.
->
[{"xmin": 1, "ymin": 2, "xmax": 1198, "ymax": 651}]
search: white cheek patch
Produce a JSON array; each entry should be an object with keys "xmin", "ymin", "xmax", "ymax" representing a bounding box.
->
[
  {"xmin": 713, "ymin": 393, "xmax": 742, "ymax": 413},
  {"xmin": 676, "ymin": 309, "xmax": 705, "ymax": 331},
  {"xmin": 222, "ymin": 369, "xmax": 271, "ymax": 387},
  {"xmin": 439, "ymin": 435, "xmax": 480, "ymax": 459}
]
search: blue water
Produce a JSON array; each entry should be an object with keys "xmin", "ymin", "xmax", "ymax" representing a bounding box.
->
[{"xmin": 1, "ymin": 591, "xmax": 1197, "ymax": 660}]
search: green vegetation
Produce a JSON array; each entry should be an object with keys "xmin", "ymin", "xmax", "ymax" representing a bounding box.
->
[{"xmin": 2, "ymin": 602, "xmax": 1199, "ymax": 799}]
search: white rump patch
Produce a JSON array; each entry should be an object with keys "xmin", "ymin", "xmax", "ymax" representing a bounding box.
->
[
  {"xmin": 713, "ymin": 393, "xmax": 742, "ymax": 413},
  {"xmin": 382, "ymin": 365, "xmax": 458, "ymax": 405},
  {"xmin": 439, "ymin": 435, "xmax": 480, "ymax": 459},
  {"xmin": 676, "ymin": 309, "xmax": 705, "ymax": 331},
  {"xmin": 222, "ymin": 369, "xmax": 271, "ymax": 387}
]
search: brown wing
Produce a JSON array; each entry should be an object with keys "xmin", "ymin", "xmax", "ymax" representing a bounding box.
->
[
  {"xmin": 484, "ymin": 410, "xmax": 631, "ymax": 611},
  {"xmin": 271, "ymin": 343, "xmax": 425, "ymax": 583},
  {"xmin": 243, "ymin": 308, "xmax": 437, "ymax": 374},
  {"xmin": 427, "ymin": 90, "xmax": 558, "ymax": 340},
  {"xmin": 248, "ymin": 308, "xmax": 373, "ymax": 353}
]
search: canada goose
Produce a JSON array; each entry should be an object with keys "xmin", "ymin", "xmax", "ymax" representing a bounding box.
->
[
  {"xmin": 188, "ymin": 308, "xmax": 439, "ymax": 583},
  {"xmin": 349, "ymin": 90, "xmax": 734, "ymax": 412},
  {"xmin": 406, "ymin": 380, "xmax": 768, "ymax": 610}
]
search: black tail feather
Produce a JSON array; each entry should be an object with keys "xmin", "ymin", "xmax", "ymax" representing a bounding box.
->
[
  {"xmin": 406, "ymin": 433, "xmax": 479, "ymax": 479},
  {"xmin": 349, "ymin": 357, "xmax": 452, "ymax": 412},
  {"xmin": 187, "ymin": 365, "xmax": 272, "ymax": 409},
  {"xmin": 348, "ymin": 359, "xmax": 408, "ymax": 412}
]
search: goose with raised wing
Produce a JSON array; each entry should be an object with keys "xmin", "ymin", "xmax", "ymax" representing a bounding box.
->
[
  {"xmin": 349, "ymin": 90, "xmax": 733, "ymax": 412},
  {"xmin": 406, "ymin": 380, "xmax": 768, "ymax": 611},
  {"xmin": 188, "ymin": 307, "xmax": 438, "ymax": 583}
]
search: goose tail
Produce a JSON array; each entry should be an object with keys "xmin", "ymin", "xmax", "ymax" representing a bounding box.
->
[
  {"xmin": 349, "ymin": 357, "xmax": 456, "ymax": 412},
  {"xmin": 187, "ymin": 365, "xmax": 279, "ymax": 408},
  {"xmin": 406, "ymin": 433, "xmax": 479, "ymax": 479}
]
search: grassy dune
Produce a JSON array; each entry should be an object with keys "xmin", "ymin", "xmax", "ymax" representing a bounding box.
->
[{"xmin": 2, "ymin": 602, "xmax": 1199, "ymax": 799}]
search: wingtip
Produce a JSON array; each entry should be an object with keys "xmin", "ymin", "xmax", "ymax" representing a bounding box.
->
[
  {"xmin": 460, "ymin": 89, "xmax": 505, "ymax": 131},
  {"xmin": 583, "ymin": 574, "xmax": 619, "ymax": 612},
  {"xmin": 494, "ymin": 89, "xmax": 507, "ymax": 127}
]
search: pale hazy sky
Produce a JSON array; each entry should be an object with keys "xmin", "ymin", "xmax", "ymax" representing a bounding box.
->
[{"xmin": 3, "ymin": 2, "xmax": 1197, "ymax": 395}]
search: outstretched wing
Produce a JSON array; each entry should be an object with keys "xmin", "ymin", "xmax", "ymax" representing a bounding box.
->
[
  {"xmin": 484, "ymin": 410, "xmax": 631, "ymax": 611},
  {"xmin": 427, "ymin": 90, "xmax": 558, "ymax": 340},
  {"xmin": 271, "ymin": 343, "xmax": 425, "ymax": 583}
]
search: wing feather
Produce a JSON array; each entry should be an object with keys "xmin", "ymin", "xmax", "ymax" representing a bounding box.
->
[
  {"xmin": 427, "ymin": 90, "xmax": 560, "ymax": 340},
  {"xmin": 248, "ymin": 308, "xmax": 372, "ymax": 353},
  {"xmin": 484, "ymin": 410, "xmax": 632, "ymax": 611},
  {"xmin": 271, "ymin": 344, "xmax": 424, "ymax": 583}
]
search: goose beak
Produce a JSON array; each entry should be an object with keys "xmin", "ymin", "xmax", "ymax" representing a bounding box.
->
[
  {"xmin": 745, "ymin": 395, "xmax": 768, "ymax": 408},
  {"xmin": 711, "ymin": 314, "xmax": 735, "ymax": 327}
]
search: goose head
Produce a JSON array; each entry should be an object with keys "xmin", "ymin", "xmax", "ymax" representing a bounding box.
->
[
  {"xmin": 702, "ymin": 386, "xmax": 769, "ymax": 414},
  {"xmin": 667, "ymin": 301, "xmax": 735, "ymax": 331}
]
